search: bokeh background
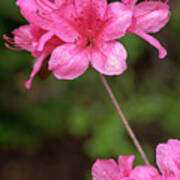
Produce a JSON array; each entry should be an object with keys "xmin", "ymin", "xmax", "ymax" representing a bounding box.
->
[{"xmin": 0, "ymin": 0, "xmax": 180, "ymax": 179}]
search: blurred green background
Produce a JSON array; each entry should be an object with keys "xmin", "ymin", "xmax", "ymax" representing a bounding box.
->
[{"xmin": 0, "ymin": 0, "xmax": 180, "ymax": 179}]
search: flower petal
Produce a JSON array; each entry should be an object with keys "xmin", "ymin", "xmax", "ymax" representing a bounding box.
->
[
  {"xmin": 30, "ymin": 25, "xmax": 47, "ymax": 43},
  {"xmin": 48, "ymin": 44, "xmax": 89, "ymax": 79},
  {"xmin": 74, "ymin": 0, "xmax": 107, "ymax": 20},
  {"xmin": 129, "ymin": 166, "xmax": 161, "ymax": 180},
  {"xmin": 33, "ymin": 32, "xmax": 64, "ymax": 57},
  {"xmin": 25, "ymin": 55, "xmax": 45, "ymax": 89},
  {"xmin": 91, "ymin": 41, "xmax": 127, "ymax": 75},
  {"xmin": 156, "ymin": 139, "xmax": 180, "ymax": 177},
  {"xmin": 51, "ymin": 3, "xmax": 80, "ymax": 42},
  {"xmin": 12, "ymin": 25, "xmax": 33, "ymax": 51},
  {"xmin": 16, "ymin": 0, "xmax": 53, "ymax": 30},
  {"xmin": 36, "ymin": 31, "xmax": 55, "ymax": 52},
  {"xmin": 17, "ymin": 0, "xmax": 78, "ymax": 43},
  {"xmin": 118, "ymin": 155, "xmax": 135, "ymax": 177},
  {"xmin": 134, "ymin": 1, "xmax": 170, "ymax": 33},
  {"xmin": 100, "ymin": 2, "xmax": 132, "ymax": 41},
  {"xmin": 122, "ymin": 0, "xmax": 137, "ymax": 6},
  {"xmin": 133, "ymin": 31, "xmax": 167, "ymax": 59},
  {"xmin": 54, "ymin": 0, "xmax": 68, "ymax": 7},
  {"xmin": 92, "ymin": 159, "xmax": 121, "ymax": 180},
  {"xmin": 162, "ymin": 175, "xmax": 179, "ymax": 180}
]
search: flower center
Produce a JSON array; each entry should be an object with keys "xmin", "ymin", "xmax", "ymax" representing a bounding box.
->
[{"xmin": 86, "ymin": 38, "xmax": 95, "ymax": 47}]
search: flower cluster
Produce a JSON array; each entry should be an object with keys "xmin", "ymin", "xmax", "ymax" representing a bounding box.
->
[
  {"xmin": 4, "ymin": 0, "xmax": 170, "ymax": 89},
  {"xmin": 92, "ymin": 139, "xmax": 180, "ymax": 180}
]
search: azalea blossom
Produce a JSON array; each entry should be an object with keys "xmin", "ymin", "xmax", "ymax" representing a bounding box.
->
[
  {"xmin": 92, "ymin": 155, "xmax": 135, "ymax": 180},
  {"xmin": 4, "ymin": 0, "xmax": 133, "ymax": 89},
  {"xmin": 122, "ymin": 0, "xmax": 170, "ymax": 59},
  {"xmin": 45, "ymin": 0, "xmax": 132, "ymax": 79},
  {"xmin": 156, "ymin": 139, "xmax": 180, "ymax": 179},
  {"xmin": 92, "ymin": 139, "xmax": 180, "ymax": 180}
]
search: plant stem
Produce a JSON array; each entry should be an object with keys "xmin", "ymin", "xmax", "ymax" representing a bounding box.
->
[{"xmin": 99, "ymin": 74, "xmax": 150, "ymax": 165}]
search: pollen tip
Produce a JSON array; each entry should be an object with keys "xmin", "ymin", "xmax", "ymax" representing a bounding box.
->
[
  {"xmin": 3, "ymin": 34, "xmax": 11, "ymax": 42},
  {"xmin": 2, "ymin": 34, "xmax": 7, "ymax": 39},
  {"xmin": 24, "ymin": 80, "xmax": 31, "ymax": 90}
]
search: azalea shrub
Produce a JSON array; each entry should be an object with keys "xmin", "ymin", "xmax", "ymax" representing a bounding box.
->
[{"xmin": 0, "ymin": 0, "xmax": 180, "ymax": 179}]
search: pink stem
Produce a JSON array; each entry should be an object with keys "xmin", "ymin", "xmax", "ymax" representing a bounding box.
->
[{"xmin": 99, "ymin": 74, "xmax": 150, "ymax": 165}]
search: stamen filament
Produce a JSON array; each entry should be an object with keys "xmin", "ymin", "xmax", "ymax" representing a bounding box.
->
[
  {"xmin": 4, "ymin": 43, "xmax": 22, "ymax": 50},
  {"xmin": 35, "ymin": 0, "xmax": 56, "ymax": 13}
]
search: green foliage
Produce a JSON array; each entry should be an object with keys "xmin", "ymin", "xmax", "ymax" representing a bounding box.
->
[
  {"xmin": 119, "ymin": 34, "xmax": 146, "ymax": 64},
  {"xmin": 0, "ymin": 0, "xmax": 20, "ymax": 19}
]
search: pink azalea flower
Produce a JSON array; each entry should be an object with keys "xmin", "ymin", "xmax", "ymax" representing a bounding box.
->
[
  {"xmin": 92, "ymin": 155, "xmax": 135, "ymax": 180},
  {"xmin": 46, "ymin": 0, "xmax": 132, "ymax": 79},
  {"xmin": 5, "ymin": 0, "xmax": 133, "ymax": 89},
  {"xmin": 122, "ymin": 0, "xmax": 170, "ymax": 59},
  {"xmin": 92, "ymin": 139, "xmax": 180, "ymax": 180},
  {"xmin": 92, "ymin": 155, "xmax": 161, "ymax": 180},
  {"xmin": 156, "ymin": 139, "xmax": 180, "ymax": 179},
  {"xmin": 128, "ymin": 165, "xmax": 161, "ymax": 180}
]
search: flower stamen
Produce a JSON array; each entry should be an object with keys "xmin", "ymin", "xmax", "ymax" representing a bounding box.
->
[
  {"xmin": 3, "ymin": 35, "xmax": 15, "ymax": 44},
  {"xmin": 4, "ymin": 43, "xmax": 23, "ymax": 50},
  {"xmin": 35, "ymin": 0, "xmax": 56, "ymax": 13}
]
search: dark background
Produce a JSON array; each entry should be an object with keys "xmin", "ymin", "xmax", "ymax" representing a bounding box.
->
[{"xmin": 0, "ymin": 0, "xmax": 180, "ymax": 179}]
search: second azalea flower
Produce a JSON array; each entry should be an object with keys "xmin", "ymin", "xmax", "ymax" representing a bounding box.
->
[
  {"xmin": 122, "ymin": 0, "xmax": 170, "ymax": 59},
  {"xmin": 92, "ymin": 139, "xmax": 180, "ymax": 180}
]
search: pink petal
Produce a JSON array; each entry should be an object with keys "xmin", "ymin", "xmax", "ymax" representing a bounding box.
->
[
  {"xmin": 92, "ymin": 159, "xmax": 121, "ymax": 180},
  {"xmin": 74, "ymin": 0, "xmax": 107, "ymax": 20},
  {"xmin": 25, "ymin": 55, "xmax": 45, "ymax": 89},
  {"xmin": 48, "ymin": 44, "xmax": 89, "ymax": 80},
  {"xmin": 100, "ymin": 2, "xmax": 132, "ymax": 41},
  {"xmin": 133, "ymin": 31, "xmax": 167, "ymax": 59},
  {"xmin": 36, "ymin": 31, "xmax": 55, "ymax": 52},
  {"xmin": 122, "ymin": 0, "xmax": 137, "ymax": 6},
  {"xmin": 12, "ymin": 25, "xmax": 33, "ymax": 51},
  {"xmin": 91, "ymin": 41, "xmax": 127, "ymax": 75},
  {"xmin": 54, "ymin": 0, "xmax": 67, "ymax": 7},
  {"xmin": 30, "ymin": 25, "xmax": 47, "ymax": 43},
  {"xmin": 32, "ymin": 32, "xmax": 64, "ymax": 57},
  {"xmin": 156, "ymin": 139, "xmax": 180, "ymax": 178},
  {"xmin": 42, "ymin": 35, "xmax": 64, "ymax": 56},
  {"xmin": 29, "ymin": 25, "xmax": 63, "ymax": 56},
  {"xmin": 72, "ymin": 0, "xmax": 107, "ymax": 41},
  {"xmin": 16, "ymin": 0, "xmax": 53, "ymax": 30},
  {"xmin": 51, "ymin": 3, "xmax": 80, "ymax": 42},
  {"xmin": 168, "ymin": 140, "xmax": 180, "ymax": 156},
  {"xmin": 162, "ymin": 175, "xmax": 179, "ymax": 180},
  {"xmin": 134, "ymin": 1, "xmax": 170, "ymax": 33},
  {"xmin": 17, "ymin": 0, "xmax": 79, "ymax": 42},
  {"xmin": 118, "ymin": 155, "xmax": 135, "ymax": 177},
  {"xmin": 129, "ymin": 166, "xmax": 161, "ymax": 180}
]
